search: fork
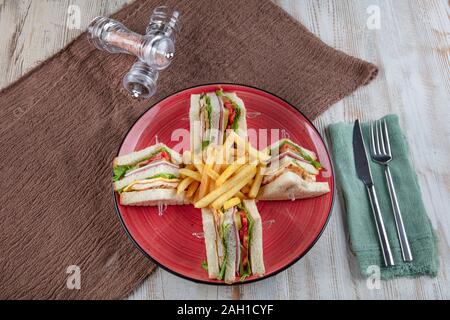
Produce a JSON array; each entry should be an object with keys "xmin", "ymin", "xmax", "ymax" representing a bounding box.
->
[{"xmin": 370, "ymin": 119, "xmax": 413, "ymax": 262}]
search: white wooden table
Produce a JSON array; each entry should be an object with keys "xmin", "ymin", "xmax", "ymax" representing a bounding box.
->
[{"xmin": 1, "ymin": 0, "xmax": 448, "ymax": 300}]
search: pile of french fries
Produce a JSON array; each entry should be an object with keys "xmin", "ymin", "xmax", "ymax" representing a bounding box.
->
[{"xmin": 177, "ymin": 132, "xmax": 270, "ymax": 210}]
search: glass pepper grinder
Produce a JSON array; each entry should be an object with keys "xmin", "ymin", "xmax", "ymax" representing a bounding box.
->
[
  {"xmin": 87, "ymin": 7, "xmax": 179, "ymax": 99},
  {"xmin": 123, "ymin": 7, "xmax": 180, "ymax": 99}
]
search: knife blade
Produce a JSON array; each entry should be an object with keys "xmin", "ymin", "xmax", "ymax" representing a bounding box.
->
[
  {"xmin": 353, "ymin": 119, "xmax": 373, "ymax": 186},
  {"xmin": 352, "ymin": 119, "xmax": 395, "ymax": 266}
]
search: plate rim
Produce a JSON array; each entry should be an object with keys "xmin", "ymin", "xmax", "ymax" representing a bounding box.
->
[{"xmin": 113, "ymin": 82, "xmax": 336, "ymax": 286}]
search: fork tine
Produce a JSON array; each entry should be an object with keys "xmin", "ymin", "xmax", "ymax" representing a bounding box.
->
[
  {"xmin": 378, "ymin": 120, "xmax": 386, "ymax": 155},
  {"xmin": 374, "ymin": 120, "xmax": 381, "ymax": 155},
  {"xmin": 370, "ymin": 121, "xmax": 377, "ymax": 155},
  {"xmin": 383, "ymin": 119, "xmax": 392, "ymax": 157}
]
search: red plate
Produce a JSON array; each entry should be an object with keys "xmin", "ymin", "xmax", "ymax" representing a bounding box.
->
[{"xmin": 114, "ymin": 84, "xmax": 334, "ymax": 285}]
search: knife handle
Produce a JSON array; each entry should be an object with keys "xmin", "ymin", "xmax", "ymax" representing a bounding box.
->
[{"xmin": 366, "ymin": 185, "xmax": 395, "ymax": 267}]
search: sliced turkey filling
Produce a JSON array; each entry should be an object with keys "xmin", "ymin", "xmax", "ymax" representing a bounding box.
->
[
  {"xmin": 268, "ymin": 139, "xmax": 322, "ymax": 170},
  {"xmin": 125, "ymin": 160, "xmax": 179, "ymax": 177},
  {"xmin": 262, "ymin": 155, "xmax": 318, "ymax": 185},
  {"xmin": 122, "ymin": 176, "xmax": 180, "ymax": 193},
  {"xmin": 113, "ymin": 147, "xmax": 176, "ymax": 182}
]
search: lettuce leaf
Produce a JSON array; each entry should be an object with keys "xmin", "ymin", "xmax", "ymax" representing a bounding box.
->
[
  {"xmin": 247, "ymin": 210, "xmax": 254, "ymax": 256},
  {"xmin": 239, "ymin": 246, "xmax": 252, "ymax": 281},
  {"xmin": 203, "ymin": 94, "xmax": 212, "ymax": 129},
  {"xmin": 237, "ymin": 204, "xmax": 253, "ymax": 280},
  {"xmin": 202, "ymin": 140, "xmax": 210, "ymax": 150},
  {"xmin": 147, "ymin": 173, "xmax": 178, "ymax": 180},
  {"xmin": 201, "ymin": 261, "xmax": 208, "ymax": 272},
  {"xmin": 301, "ymin": 154, "xmax": 322, "ymax": 169},
  {"xmin": 113, "ymin": 165, "xmax": 134, "ymax": 182},
  {"xmin": 218, "ymin": 223, "xmax": 231, "ymax": 280},
  {"xmin": 240, "ymin": 272, "xmax": 250, "ymax": 282},
  {"xmin": 112, "ymin": 147, "xmax": 172, "ymax": 181},
  {"xmin": 245, "ymin": 207, "xmax": 254, "ymax": 277}
]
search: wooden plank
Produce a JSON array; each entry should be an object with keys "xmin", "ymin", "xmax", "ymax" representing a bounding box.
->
[
  {"xmin": 0, "ymin": 0, "xmax": 448, "ymax": 300},
  {"xmin": 0, "ymin": 0, "xmax": 130, "ymax": 88}
]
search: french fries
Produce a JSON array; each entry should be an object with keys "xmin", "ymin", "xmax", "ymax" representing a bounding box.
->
[
  {"xmin": 195, "ymin": 164, "xmax": 257, "ymax": 208},
  {"xmin": 197, "ymin": 148, "xmax": 217, "ymax": 200},
  {"xmin": 193, "ymin": 186, "xmax": 201, "ymax": 203},
  {"xmin": 215, "ymin": 156, "xmax": 246, "ymax": 187},
  {"xmin": 249, "ymin": 166, "xmax": 265, "ymax": 198},
  {"xmin": 205, "ymin": 166, "xmax": 220, "ymax": 180},
  {"xmin": 177, "ymin": 177, "xmax": 194, "ymax": 194},
  {"xmin": 186, "ymin": 181, "xmax": 200, "ymax": 198},
  {"xmin": 179, "ymin": 168, "xmax": 202, "ymax": 182},
  {"xmin": 241, "ymin": 185, "xmax": 251, "ymax": 194},
  {"xmin": 197, "ymin": 173, "xmax": 210, "ymax": 200},
  {"xmin": 211, "ymin": 166, "xmax": 256, "ymax": 209},
  {"xmin": 223, "ymin": 197, "xmax": 241, "ymax": 210},
  {"xmin": 236, "ymin": 191, "xmax": 246, "ymax": 199},
  {"xmin": 229, "ymin": 131, "xmax": 270, "ymax": 163},
  {"xmin": 183, "ymin": 130, "xmax": 271, "ymax": 207},
  {"xmin": 192, "ymin": 157, "xmax": 204, "ymax": 174},
  {"xmin": 209, "ymin": 160, "xmax": 223, "ymax": 193}
]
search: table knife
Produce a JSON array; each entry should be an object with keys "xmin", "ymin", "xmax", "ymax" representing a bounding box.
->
[{"xmin": 353, "ymin": 119, "xmax": 395, "ymax": 267}]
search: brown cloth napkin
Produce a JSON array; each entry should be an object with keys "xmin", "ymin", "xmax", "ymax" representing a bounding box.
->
[{"xmin": 0, "ymin": 0, "xmax": 377, "ymax": 299}]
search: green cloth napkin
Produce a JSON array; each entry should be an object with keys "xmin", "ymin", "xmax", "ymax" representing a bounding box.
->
[{"xmin": 329, "ymin": 115, "xmax": 438, "ymax": 279}]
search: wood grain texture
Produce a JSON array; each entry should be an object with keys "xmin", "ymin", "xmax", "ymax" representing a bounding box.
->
[{"xmin": 0, "ymin": 0, "xmax": 448, "ymax": 300}]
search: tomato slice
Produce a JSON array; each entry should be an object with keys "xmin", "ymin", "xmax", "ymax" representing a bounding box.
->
[
  {"xmin": 241, "ymin": 245, "xmax": 249, "ymax": 267},
  {"xmin": 228, "ymin": 111, "xmax": 236, "ymax": 127},
  {"xmin": 224, "ymin": 100, "xmax": 233, "ymax": 109},
  {"xmin": 243, "ymin": 234, "xmax": 249, "ymax": 249},
  {"xmin": 159, "ymin": 151, "xmax": 171, "ymax": 161},
  {"xmin": 238, "ymin": 209, "xmax": 249, "ymax": 271},
  {"xmin": 241, "ymin": 217, "xmax": 248, "ymax": 229},
  {"xmin": 138, "ymin": 151, "xmax": 171, "ymax": 167},
  {"xmin": 223, "ymin": 99, "xmax": 236, "ymax": 129}
]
